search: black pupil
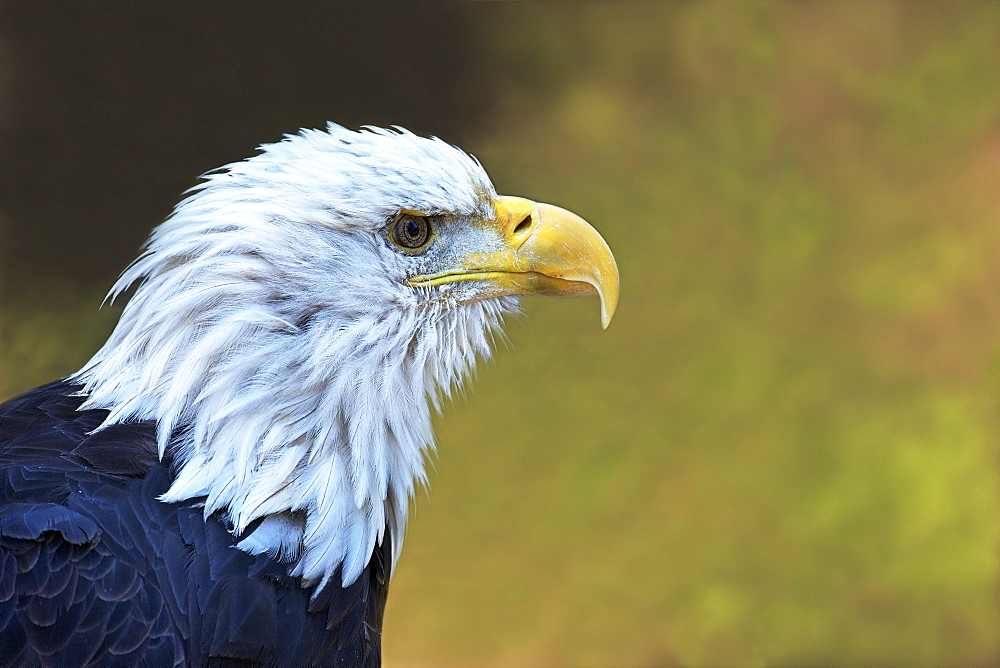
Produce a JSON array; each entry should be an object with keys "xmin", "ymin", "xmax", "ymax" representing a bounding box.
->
[{"xmin": 405, "ymin": 219, "xmax": 421, "ymax": 239}]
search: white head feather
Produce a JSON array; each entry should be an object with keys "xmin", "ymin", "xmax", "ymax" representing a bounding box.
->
[{"xmin": 73, "ymin": 124, "xmax": 517, "ymax": 590}]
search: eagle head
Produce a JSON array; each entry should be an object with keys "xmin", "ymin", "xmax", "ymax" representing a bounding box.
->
[{"xmin": 74, "ymin": 124, "xmax": 618, "ymax": 590}]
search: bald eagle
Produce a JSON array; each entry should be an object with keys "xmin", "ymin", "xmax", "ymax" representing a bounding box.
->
[{"xmin": 0, "ymin": 124, "xmax": 617, "ymax": 665}]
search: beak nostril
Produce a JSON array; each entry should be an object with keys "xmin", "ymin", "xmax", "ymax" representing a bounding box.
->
[{"xmin": 513, "ymin": 214, "xmax": 533, "ymax": 236}]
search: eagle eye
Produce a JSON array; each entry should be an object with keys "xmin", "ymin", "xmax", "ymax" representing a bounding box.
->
[{"xmin": 390, "ymin": 213, "xmax": 432, "ymax": 251}]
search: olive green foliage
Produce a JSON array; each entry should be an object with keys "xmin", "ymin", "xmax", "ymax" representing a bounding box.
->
[
  {"xmin": 385, "ymin": 4, "xmax": 999, "ymax": 666},
  {"xmin": 2, "ymin": 3, "xmax": 997, "ymax": 665},
  {"xmin": 1, "ymin": 278, "xmax": 119, "ymax": 401}
]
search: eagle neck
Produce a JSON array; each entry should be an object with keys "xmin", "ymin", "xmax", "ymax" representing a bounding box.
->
[{"xmin": 75, "ymin": 290, "xmax": 513, "ymax": 590}]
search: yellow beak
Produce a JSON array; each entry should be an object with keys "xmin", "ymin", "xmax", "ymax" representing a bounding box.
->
[{"xmin": 407, "ymin": 196, "xmax": 619, "ymax": 329}]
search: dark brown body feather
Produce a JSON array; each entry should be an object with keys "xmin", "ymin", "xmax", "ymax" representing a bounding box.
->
[{"xmin": 0, "ymin": 380, "xmax": 390, "ymax": 666}]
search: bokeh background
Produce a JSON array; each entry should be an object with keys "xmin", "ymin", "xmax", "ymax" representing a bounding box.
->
[{"xmin": 1, "ymin": 2, "xmax": 997, "ymax": 665}]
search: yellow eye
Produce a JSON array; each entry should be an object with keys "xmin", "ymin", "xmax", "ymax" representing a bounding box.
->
[{"xmin": 391, "ymin": 214, "xmax": 432, "ymax": 250}]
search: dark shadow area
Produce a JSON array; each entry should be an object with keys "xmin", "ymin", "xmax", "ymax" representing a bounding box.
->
[{"xmin": 0, "ymin": 3, "xmax": 493, "ymax": 289}]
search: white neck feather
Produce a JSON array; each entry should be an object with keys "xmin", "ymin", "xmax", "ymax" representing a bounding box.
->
[{"xmin": 75, "ymin": 268, "xmax": 513, "ymax": 588}]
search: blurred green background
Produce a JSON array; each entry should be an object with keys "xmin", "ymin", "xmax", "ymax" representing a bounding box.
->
[{"xmin": 1, "ymin": 2, "xmax": 997, "ymax": 665}]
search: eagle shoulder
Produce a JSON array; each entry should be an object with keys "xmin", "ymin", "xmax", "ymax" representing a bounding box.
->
[{"xmin": 0, "ymin": 381, "xmax": 389, "ymax": 666}]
